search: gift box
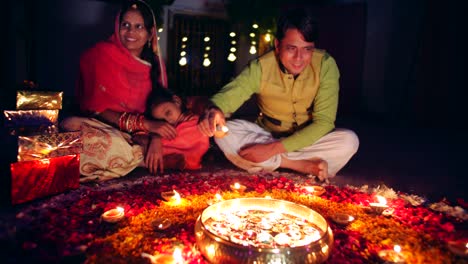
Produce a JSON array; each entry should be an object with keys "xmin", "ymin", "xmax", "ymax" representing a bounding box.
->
[
  {"xmin": 16, "ymin": 90, "xmax": 63, "ymax": 110},
  {"xmin": 17, "ymin": 131, "xmax": 82, "ymax": 161},
  {"xmin": 3, "ymin": 110, "xmax": 59, "ymax": 136},
  {"xmin": 10, "ymin": 154, "xmax": 80, "ymax": 205},
  {"xmin": 3, "ymin": 109, "xmax": 59, "ymax": 127}
]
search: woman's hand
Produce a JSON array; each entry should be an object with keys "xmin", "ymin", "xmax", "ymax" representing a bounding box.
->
[
  {"xmin": 198, "ymin": 107, "xmax": 226, "ymax": 137},
  {"xmin": 145, "ymin": 135, "xmax": 164, "ymax": 174},
  {"xmin": 146, "ymin": 119, "xmax": 177, "ymax": 140}
]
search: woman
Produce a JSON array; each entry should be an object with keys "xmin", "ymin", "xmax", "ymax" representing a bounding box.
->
[{"xmin": 62, "ymin": 0, "xmax": 178, "ymax": 181}]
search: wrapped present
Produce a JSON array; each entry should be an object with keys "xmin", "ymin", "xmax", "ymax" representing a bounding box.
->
[
  {"xmin": 18, "ymin": 132, "xmax": 82, "ymax": 161},
  {"xmin": 10, "ymin": 154, "xmax": 80, "ymax": 205},
  {"xmin": 6, "ymin": 125, "xmax": 59, "ymax": 136},
  {"xmin": 4, "ymin": 109, "xmax": 59, "ymax": 127},
  {"xmin": 16, "ymin": 90, "xmax": 63, "ymax": 110}
]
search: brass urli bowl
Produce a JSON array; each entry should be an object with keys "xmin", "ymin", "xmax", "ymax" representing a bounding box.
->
[{"xmin": 194, "ymin": 198, "xmax": 334, "ymax": 264}]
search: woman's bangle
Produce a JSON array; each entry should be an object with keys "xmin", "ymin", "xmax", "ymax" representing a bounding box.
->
[{"xmin": 118, "ymin": 112, "xmax": 148, "ymax": 133}]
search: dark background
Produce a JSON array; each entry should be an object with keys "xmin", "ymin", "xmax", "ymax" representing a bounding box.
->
[{"xmin": 0, "ymin": 0, "xmax": 464, "ymax": 204}]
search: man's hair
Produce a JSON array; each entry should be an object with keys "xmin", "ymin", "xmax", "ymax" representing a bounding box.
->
[{"xmin": 276, "ymin": 8, "xmax": 319, "ymax": 42}]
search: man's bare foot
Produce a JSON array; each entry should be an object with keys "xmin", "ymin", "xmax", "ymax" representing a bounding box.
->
[{"xmin": 280, "ymin": 158, "xmax": 328, "ymax": 180}]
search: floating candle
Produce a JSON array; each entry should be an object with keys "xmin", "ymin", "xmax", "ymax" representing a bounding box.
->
[
  {"xmin": 101, "ymin": 206, "xmax": 125, "ymax": 223},
  {"xmin": 214, "ymin": 125, "xmax": 229, "ymax": 138},
  {"xmin": 153, "ymin": 218, "xmax": 172, "ymax": 231},
  {"xmin": 331, "ymin": 213, "xmax": 355, "ymax": 225},
  {"xmin": 369, "ymin": 195, "xmax": 389, "ymax": 214},
  {"xmin": 230, "ymin": 182, "xmax": 246, "ymax": 193},
  {"xmin": 378, "ymin": 245, "xmax": 406, "ymax": 263},
  {"xmin": 303, "ymin": 185, "xmax": 325, "ymax": 196}
]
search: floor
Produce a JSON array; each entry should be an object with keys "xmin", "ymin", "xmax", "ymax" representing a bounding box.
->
[
  {"xmin": 0, "ymin": 114, "xmax": 462, "ymax": 209},
  {"xmin": 326, "ymin": 116, "xmax": 461, "ymax": 202},
  {"xmin": 198, "ymin": 115, "xmax": 462, "ymax": 203}
]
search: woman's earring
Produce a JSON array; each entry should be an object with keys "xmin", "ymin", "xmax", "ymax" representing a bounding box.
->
[{"xmin": 148, "ymin": 40, "xmax": 151, "ymax": 48}]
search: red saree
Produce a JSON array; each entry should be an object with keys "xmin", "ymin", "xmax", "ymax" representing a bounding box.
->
[
  {"xmin": 77, "ymin": 10, "xmax": 167, "ymax": 114},
  {"xmin": 162, "ymin": 115, "xmax": 210, "ymax": 170}
]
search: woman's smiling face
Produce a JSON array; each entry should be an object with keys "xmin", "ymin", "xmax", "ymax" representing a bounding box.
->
[{"xmin": 119, "ymin": 9, "xmax": 151, "ymax": 57}]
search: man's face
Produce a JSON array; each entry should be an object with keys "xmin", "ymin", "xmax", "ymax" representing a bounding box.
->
[{"xmin": 275, "ymin": 29, "xmax": 315, "ymax": 76}]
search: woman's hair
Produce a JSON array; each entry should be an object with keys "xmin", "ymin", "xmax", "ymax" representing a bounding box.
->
[
  {"xmin": 276, "ymin": 8, "xmax": 319, "ymax": 43},
  {"xmin": 119, "ymin": 0, "xmax": 163, "ymax": 89},
  {"xmin": 145, "ymin": 86, "xmax": 187, "ymax": 119}
]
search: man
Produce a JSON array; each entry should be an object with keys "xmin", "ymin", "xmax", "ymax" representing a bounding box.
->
[{"xmin": 198, "ymin": 8, "xmax": 359, "ymax": 180}]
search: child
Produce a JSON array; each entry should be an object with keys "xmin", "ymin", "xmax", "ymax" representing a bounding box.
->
[{"xmin": 133, "ymin": 88, "xmax": 210, "ymax": 173}]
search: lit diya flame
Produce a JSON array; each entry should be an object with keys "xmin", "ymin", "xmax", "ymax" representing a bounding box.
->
[
  {"xmin": 303, "ymin": 185, "xmax": 326, "ymax": 196},
  {"xmin": 207, "ymin": 193, "xmax": 224, "ymax": 205},
  {"xmin": 141, "ymin": 248, "xmax": 184, "ymax": 264},
  {"xmin": 172, "ymin": 247, "xmax": 183, "ymax": 264},
  {"xmin": 378, "ymin": 245, "xmax": 406, "ymax": 263},
  {"xmin": 101, "ymin": 206, "xmax": 125, "ymax": 223},
  {"xmin": 214, "ymin": 125, "xmax": 229, "ymax": 138},
  {"xmin": 369, "ymin": 195, "xmax": 389, "ymax": 214},
  {"xmin": 230, "ymin": 182, "xmax": 246, "ymax": 193},
  {"xmin": 153, "ymin": 218, "xmax": 172, "ymax": 231},
  {"xmin": 161, "ymin": 190, "xmax": 181, "ymax": 205}
]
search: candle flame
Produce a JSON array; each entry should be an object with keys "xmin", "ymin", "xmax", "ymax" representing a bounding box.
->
[
  {"xmin": 376, "ymin": 195, "xmax": 387, "ymax": 205},
  {"xmin": 116, "ymin": 206, "xmax": 124, "ymax": 213},
  {"xmin": 173, "ymin": 190, "xmax": 181, "ymax": 203},
  {"xmin": 394, "ymin": 245, "xmax": 401, "ymax": 253},
  {"xmin": 173, "ymin": 247, "xmax": 183, "ymax": 263},
  {"xmin": 221, "ymin": 125, "xmax": 229, "ymax": 132},
  {"xmin": 234, "ymin": 183, "xmax": 241, "ymax": 189},
  {"xmin": 466, "ymin": 242, "xmax": 468, "ymax": 248},
  {"xmin": 215, "ymin": 193, "xmax": 222, "ymax": 200}
]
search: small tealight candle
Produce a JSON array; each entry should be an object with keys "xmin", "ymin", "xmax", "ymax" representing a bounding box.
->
[
  {"xmin": 378, "ymin": 245, "xmax": 406, "ymax": 264},
  {"xmin": 230, "ymin": 182, "xmax": 246, "ymax": 193},
  {"xmin": 102, "ymin": 206, "xmax": 125, "ymax": 223},
  {"xmin": 152, "ymin": 218, "xmax": 172, "ymax": 231},
  {"xmin": 303, "ymin": 185, "xmax": 326, "ymax": 196},
  {"xmin": 447, "ymin": 241, "xmax": 468, "ymax": 257},
  {"xmin": 331, "ymin": 213, "xmax": 355, "ymax": 225},
  {"xmin": 369, "ymin": 195, "xmax": 389, "ymax": 214},
  {"xmin": 214, "ymin": 125, "xmax": 229, "ymax": 138}
]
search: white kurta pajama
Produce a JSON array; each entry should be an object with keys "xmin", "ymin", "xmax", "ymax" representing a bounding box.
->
[{"xmin": 215, "ymin": 119, "xmax": 358, "ymax": 177}]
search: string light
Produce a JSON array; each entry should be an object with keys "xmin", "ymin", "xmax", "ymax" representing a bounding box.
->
[
  {"xmin": 179, "ymin": 36, "xmax": 188, "ymax": 66},
  {"xmin": 227, "ymin": 53, "xmax": 236, "ymax": 62},
  {"xmin": 203, "ymin": 35, "xmax": 211, "ymax": 67},
  {"xmin": 227, "ymin": 31, "xmax": 237, "ymax": 62}
]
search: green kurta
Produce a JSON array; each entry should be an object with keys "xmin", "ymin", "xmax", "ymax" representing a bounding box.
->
[{"xmin": 211, "ymin": 49, "xmax": 340, "ymax": 152}]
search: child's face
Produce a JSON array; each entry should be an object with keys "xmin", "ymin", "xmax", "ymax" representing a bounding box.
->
[{"xmin": 151, "ymin": 100, "xmax": 182, "ymax": 125}]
